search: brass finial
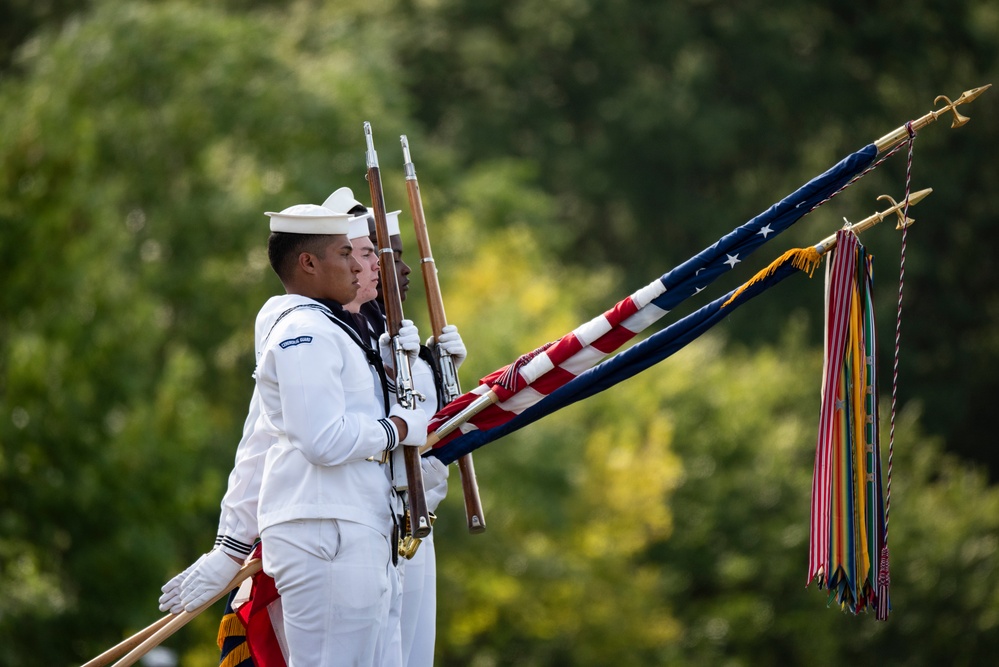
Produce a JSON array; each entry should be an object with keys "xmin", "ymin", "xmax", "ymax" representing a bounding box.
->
[
  {"xmin": 876, "ymin": 188, "xmax": 932, "ymax": 230},
  {"xmin": 875, "ymin": 84, "xmax": 991, "ymax": 152},
  {"xmin": 933, "ymin": 95, "xmax": 971, "ymax": 128}
]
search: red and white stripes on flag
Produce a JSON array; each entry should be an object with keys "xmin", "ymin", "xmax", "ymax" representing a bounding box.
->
[{"xmin": 426, "ymin": 279, "xmax": 670, "ymax": 446}]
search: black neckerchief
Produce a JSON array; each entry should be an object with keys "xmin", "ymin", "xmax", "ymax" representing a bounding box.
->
[
  {"xmin": 359, "ymin": 300, "xmax": 387, "ymax": 340},
  {"xmin": 313, "ymin": 298, "xmax": 362, "ymax": 338},
  {"xmin": 349, "ymin": 312, "xmax": 377, "ymax": 348}
]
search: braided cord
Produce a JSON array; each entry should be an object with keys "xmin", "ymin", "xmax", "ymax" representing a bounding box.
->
[
  {"xmin": 876, "ymin": 121, "xmax": 916, "ymax": 620},
  {"xmin": 887, "ymin": 124, "xmax": 915, "ymax": 540}
]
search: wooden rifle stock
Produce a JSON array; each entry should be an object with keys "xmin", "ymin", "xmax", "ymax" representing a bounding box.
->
[
  {"xmin": 401, "ymin": 135, "xmax": 486, "ymax": 534},
  {"xmin": 364, "ymin": 122, "xmax": 431, "ymax": 539}
]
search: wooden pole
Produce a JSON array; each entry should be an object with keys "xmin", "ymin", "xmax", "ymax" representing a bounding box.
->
[
  {"xmin": 81, "ymin": 559, "xmax": 262, "ymax": 667},
  {"xmin": 80, "ymin": 614, "xmax": 175, "ymax": 667}
]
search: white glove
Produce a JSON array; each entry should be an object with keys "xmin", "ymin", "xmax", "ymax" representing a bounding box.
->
[
  {"xmin": 422, "ymin": 455, "xmax": 450, "ymax": 513},
  {"xmin": 158, "ymin": 552, "xmax": 207, "ymax": 614},
  {"xmin": 177, "ymin": 548, "xmax": 241, "ymax": 612},
  {"xmin": 379, "ymin": 319, "xmax": 421, "ymax": 372},
  {"xmin": 434, "ymin": 324, "xmax": 467, "ymax": 370},
  {"xmin": 390, "ymin": 403, "xmax": 428, "ymax": 447}
]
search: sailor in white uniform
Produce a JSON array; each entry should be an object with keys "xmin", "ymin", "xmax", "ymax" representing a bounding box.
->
[{"xmin": 159, "ymin": 203, "xmax": 428, "ymax": 666}]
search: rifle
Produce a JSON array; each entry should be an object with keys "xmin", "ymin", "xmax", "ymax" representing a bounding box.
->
[
  {"xmin": 401, "ymin": 135, "xmax": 486, "ymax": 534},
  {"xmin": 364, "ymin": 121, "xmax": 432, "ymax": 539}
]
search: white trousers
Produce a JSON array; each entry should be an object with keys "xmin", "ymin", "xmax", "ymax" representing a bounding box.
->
[
  {"xmin": 400, "ymin": 533, "xmax": 437, "ymax": 666},
  {"xmin": 262, "ymin": 518, "xmax": 400, "ymax": 667}
]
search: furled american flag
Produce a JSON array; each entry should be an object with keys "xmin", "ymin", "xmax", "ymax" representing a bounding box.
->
[{"xmin": 426, "ymin": 143, "xmax": 879, "ymax": 462}]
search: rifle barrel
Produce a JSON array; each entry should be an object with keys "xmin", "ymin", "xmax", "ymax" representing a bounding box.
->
[
  {"xmin": 365, "ymin": 122, "xmax": 431, "ymax": 539},
  {"xmin": 402, "ymin": 134, "xmax": 487, "ymax": 534}
]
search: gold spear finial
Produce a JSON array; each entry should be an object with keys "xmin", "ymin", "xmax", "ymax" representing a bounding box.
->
[
  {"xmin": 876, "ymin": 189, "xmax": 932, "ymax": 229},
  {"xmin": 933, "ymin": 95, "xmax": 971, "ymax": 128},
  {"xmin": 813, "ymin": 188, "xmax": 933, "ymax": 254},
  {"xmin": 932, "ymin": 85, "xmax": 991, "ymax": 128},
  {"xmin": 875, "ymin": 84, "xmax": 991, "ymax": 152}
]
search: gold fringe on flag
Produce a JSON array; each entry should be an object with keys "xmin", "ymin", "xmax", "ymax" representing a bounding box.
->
[
  {"xmin": 219, "ymin": 643, "xmax": 253, "ymax": 667},
  {"xmin": 216, "ymin": 611, "xmax": 246, "ymax": 649},
  {"xmin": 722, "ymin": 247, "xmax": 823, "ymax": 308}
]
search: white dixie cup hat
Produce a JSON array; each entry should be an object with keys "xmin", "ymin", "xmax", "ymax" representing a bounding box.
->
[
  {"xmin": 265, "ymin": 204, "xmax": 351, "ymax": 235},
  {"xmin": 322, "ymin": 186, "xmax": 364, "ymax": 215},
  {"xmin": 322, "ymin": 187, "xmax": 373, "ymax": 240}
]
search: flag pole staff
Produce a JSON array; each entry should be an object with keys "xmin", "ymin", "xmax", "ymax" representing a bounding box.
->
[
  {"xmin": 401, "ymin": 135, "xmax": 487, "ymax": 534},
  {"xmin": 81, "ymin": 559, "xmax": 262, "ymax": 667},
  {"xmin": 874, "ymin": 84, "xmax": 990, "ymax": 153},
  {"xmin": 421, "ymin": 187, "xmax": 935, "ymax": 455},
  {"xmin": 419, "ymin": 84, "xmax": 995, "ymax": 456},
  {"xmin": 79, "ymin": 616, "xmax": 174, "ymax": 667},
  {"xmin": 365, "ymin": 121, "xmax": 432, "ymax": 539}
]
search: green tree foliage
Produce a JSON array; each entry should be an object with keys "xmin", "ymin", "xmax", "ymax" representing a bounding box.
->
[
  {"xmin": 1, "ymin": 1, "xmax": 998, "ymax": 665},
  {"xmin": 0, "ymin": 0, "xmax": 91, "ymax": 73},
  {"xmin": 0, "ymin": 1, "xmax": 414, "ymax": 662}
]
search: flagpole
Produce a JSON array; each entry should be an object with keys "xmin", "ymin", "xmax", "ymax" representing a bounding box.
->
[
  {"xmin": 421, "ymin": 390, "xmax": 497, "ymax": 452},
  {"xmin": 485, "ymin": 189, "xmax": 938, "ymax": 459},
  {"xmin": 80, "ymin": 615, "xmax": 175, "ymax": 667},
  {"xmin": 417, "ymin": 85, "xmax": 992, "ymax": 457},
  {"xmin": 420, "ymin": 188, "xmax": 934, "ymax": 456},
  {"xmin": 874, "ymin": 85, "xmax": 990, "ymax": 153},
  {"xmin": 81, "ymin": 559, "xmax": 262, "ymax": 667},
  {"xmin": 723, "ymin": 188, "xmax": 933, "ymax": 308}
]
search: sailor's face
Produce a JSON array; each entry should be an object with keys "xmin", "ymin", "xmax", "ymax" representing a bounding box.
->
[
  {"xmin": 314, "ymin": 235, "xmax": 361, "ymax": 305},
  {"xmin": 371, "ymin": 233, "xmax": 412, "ymax": 303},
  {"xmin": 390, "ymin": 235, "xmax": 411, "ymax": 302},
  {"xmin": 351, "ymin": 236, "xmax": 380, "ymax": 304}
]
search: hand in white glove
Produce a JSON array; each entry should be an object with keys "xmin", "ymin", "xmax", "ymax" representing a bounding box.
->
[
  {"xmin": 158, "ymin": 552, "xmax": 207, "ymax": 614},
  {"xmin": 177, "ymin": 549, "xmax": 242, "ymax": 612},
  {"xmin": 389, "ymin": 403, "xmax": 428, "ymax": 447},
  {"xmin": 434, "ymin": 324, "xmax": 467, "ymax": 370},
  {"xmin": 422, "ymin": 455, "xmax": 450, "ymax": 513},
  {"xmin": 379, "ymin": 319, "xmax": 422, "ymax": 373}
]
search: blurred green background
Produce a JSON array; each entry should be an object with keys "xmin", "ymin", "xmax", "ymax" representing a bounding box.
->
[{"xmin": 1, "ymin": 1, "xmax": 997, "ymax": 665}]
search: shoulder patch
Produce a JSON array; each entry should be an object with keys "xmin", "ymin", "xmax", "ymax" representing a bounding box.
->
[{"xmin": 279, "ymin": 335, "xmax": 313, "ymax": 349}]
